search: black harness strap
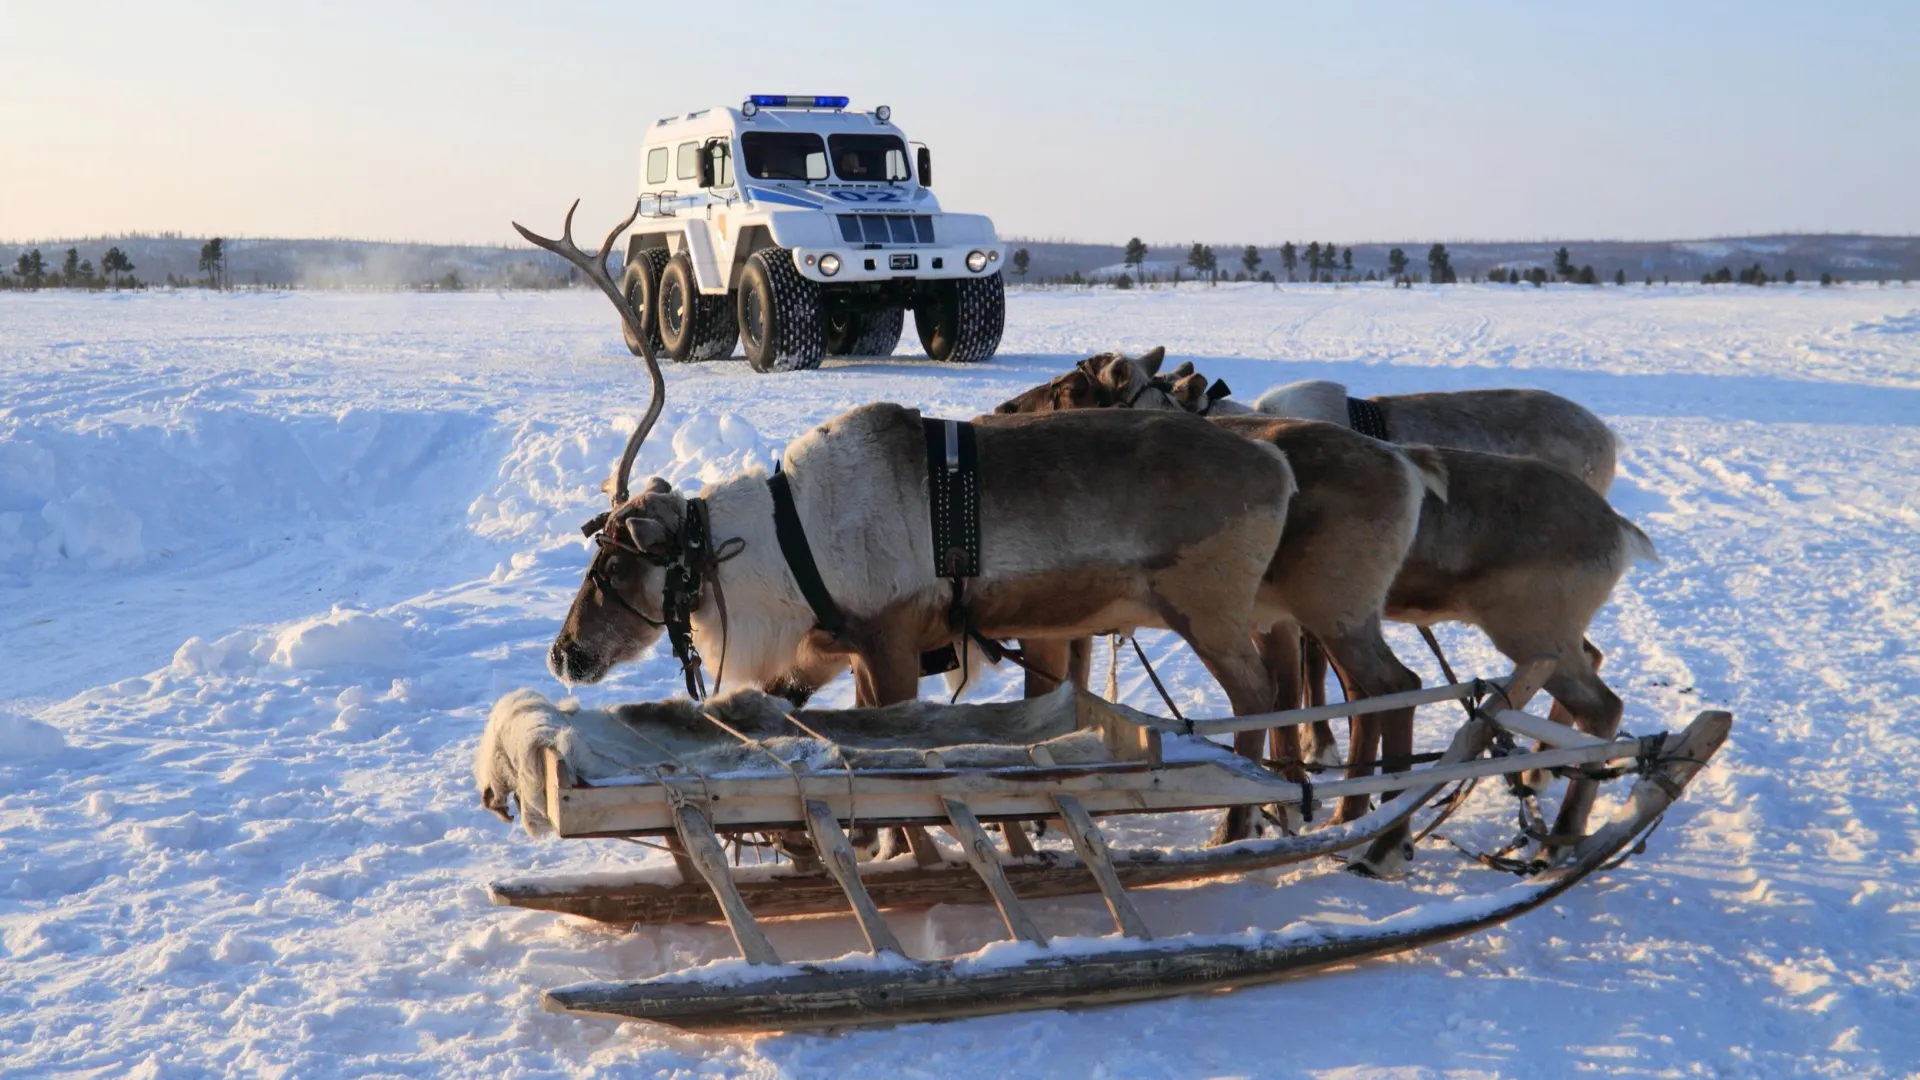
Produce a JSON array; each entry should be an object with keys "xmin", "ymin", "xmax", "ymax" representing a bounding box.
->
[
  {"xmin": 923, "ymin": 418, "xmax": 981, "ymax": 580},
  {"xmin": 767, "ymin": 468, "xmax": 846, "ymax": 639},
  {"xmin": 1347, "ymin": 396, "xmax": 1390, "ymax": 441}
]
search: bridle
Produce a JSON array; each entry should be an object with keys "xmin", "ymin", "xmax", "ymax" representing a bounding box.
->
[{"xmin": 580, "ymin": 500, "xmax": 744, "ymax": 700}]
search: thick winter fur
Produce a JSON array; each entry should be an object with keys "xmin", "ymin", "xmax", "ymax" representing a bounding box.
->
[
  {"xmin": 989, "ymin": 354, "xmax": 1447, "ymax": 844},
  {"xmin": 998, "ymin": 356, "xmax": 1657, "ymax": 859},
  {"xmin": 551, "ymin": 403, "xmax": 1297, "ymax": 729},
  {"xmin": 478, "ymin": 684, "xmax": 1106, "ymax": 835},
  {"xmin": 1254, "ymin": 379, "xmax": 1619, "ymax": 495}
]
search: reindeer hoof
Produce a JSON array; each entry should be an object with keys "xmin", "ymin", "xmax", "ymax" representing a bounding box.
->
[
  {"xmin": 1209, "ymin": 807, "xmax": 1257, "ymax": 847},
  {"xmin": 1347, "ymin": 839, "xmax": 1417, "ymax": 880}
]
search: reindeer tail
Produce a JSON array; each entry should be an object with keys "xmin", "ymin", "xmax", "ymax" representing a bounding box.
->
[
  {"xmin": 1621, "ymin": 518, "xmax": 1660, "ymax": 566},
  {"xmin": 1402, "ymin": 445, "xmax": 1449, "ymax": 503}
]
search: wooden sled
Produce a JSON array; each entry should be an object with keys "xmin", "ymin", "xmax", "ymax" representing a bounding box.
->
[{"xmin": 490, "ymin": 661, "xmax": 1732, "ymax": 1032}]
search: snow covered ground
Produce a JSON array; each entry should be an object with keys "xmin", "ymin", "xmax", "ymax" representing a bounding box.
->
[{"xmin": 4, "ymin": 282, "xmax": 1918, "ymax": 1077}]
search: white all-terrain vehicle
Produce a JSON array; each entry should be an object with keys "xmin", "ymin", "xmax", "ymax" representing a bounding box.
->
[{"xmin": 620, "ymin": 95, "xmax": 1008, "ymax": 372}]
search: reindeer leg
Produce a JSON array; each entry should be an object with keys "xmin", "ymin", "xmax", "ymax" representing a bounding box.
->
[
  {"xmin": 1300, "ymin": 632, "xmax": 1341, "ymax": 771},
  {"xmin": 1186, "ymin": 628, "xmax": 1280, "ymax": 847},
  {"xmin": 1257, "ymin": 621, "xmax": 1311, "ymax": 833},
  {"xmin": 1316, "ymin": 624, "xmax": 1424, "ymax": 877},
  {"xmin": 1018, "ymin": 638, "xmax": 1075, "ymax": 697},
  {"xmin": 1540, "ymin": 652, "xmax": 1625, "ymax": 864},
  {"xmin": 855, "ymin": 645, "xmax": 943, "ymax": 865}
]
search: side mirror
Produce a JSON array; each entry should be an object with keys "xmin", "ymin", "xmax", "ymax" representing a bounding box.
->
[
  {"xmin": 916, "ymin": 146, "xmax": 933, "ymax": 188},
  {"xmin": 699, "ymin": 147, "xmax": 717, "ymax": 189}
]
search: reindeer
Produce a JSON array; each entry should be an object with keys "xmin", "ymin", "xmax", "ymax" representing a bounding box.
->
[
  {"xmin": 999, "ymin": 354, "xmax": 1658, "ymax": 867},
  {"xmin": 1044, "ymin": 350, "xmax": 1617, "ymax": 495},
  {"xmin": 989, "ymin": 352, "xmax": 1450, "ymax": 857},
  {"xmin": 517, "ymin": 204, "xmax": 1299, "ymax": 793}
]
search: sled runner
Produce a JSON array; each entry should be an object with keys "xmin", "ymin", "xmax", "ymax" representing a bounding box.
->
[{"xmin": 482, "ymin": 658, "xmax": 1730, "ymax": 1032}]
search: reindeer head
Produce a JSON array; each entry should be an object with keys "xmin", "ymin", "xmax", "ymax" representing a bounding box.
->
[
  {"xmin": 548, "ymin": 478, "xmax": 693, "ymax": 684},
  {"xmin": 993, "ymin": 347, "xmax": 1168, "ymax": 414}
]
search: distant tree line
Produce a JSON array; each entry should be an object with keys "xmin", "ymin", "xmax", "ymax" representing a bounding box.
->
[{"xmin": 1, "ymin": 244, "xmax": 143, "ymax": 291}]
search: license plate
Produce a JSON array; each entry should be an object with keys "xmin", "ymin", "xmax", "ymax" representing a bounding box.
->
[{"xmin": 890, "ymin": 253, "xmax": 918, "ymax": 271}]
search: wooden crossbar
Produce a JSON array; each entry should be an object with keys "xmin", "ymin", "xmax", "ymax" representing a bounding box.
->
[
  {"xmin": 803, "ymin": 798, "xmax": 904, "ymax": 956},
  {"xmin": 1032, "ymin": 747, "xmax": 1150, "ymax": 939},
  {"xmin": 1183, "ymin": 676, "xmax": 1511, "ymax": 736},
  {"xmin": 1491, "ymin": 708, "xmax": 1605, "ymax": 749},
  {"xmin": 927, "ymin": 751, "xmax": 1048, "ymax": 947},
  {"xmin": 668, "ymin": 791, "xmax": 781, "ymax": 966}
]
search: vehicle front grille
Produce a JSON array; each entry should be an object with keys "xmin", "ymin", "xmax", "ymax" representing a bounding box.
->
[{"xmin": 837, "ymin": 214, "xmax": 935, "ymax": 246}]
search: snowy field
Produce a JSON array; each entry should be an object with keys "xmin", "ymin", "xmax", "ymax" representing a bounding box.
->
[{"xmin": 3, "ymin": 282, "xmax": 1918, "ymax": 1077}]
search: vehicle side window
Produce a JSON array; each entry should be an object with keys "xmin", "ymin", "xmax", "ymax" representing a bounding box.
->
[
  {"xmin": 646, "ymin": 147, "xmax": 668, "ymax": 186},
  {"xmin": 676, "ymin": 142, "xmax": 699, "ymax": 181},
  {"xmin": 710, "ymin": 141, "xmax": 733, "ymax": 187}
]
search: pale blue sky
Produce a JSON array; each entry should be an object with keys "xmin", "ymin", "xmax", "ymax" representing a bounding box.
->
[{"xmin": 3, "ymin": 1, "xmax": 1915, "ymax": 245}]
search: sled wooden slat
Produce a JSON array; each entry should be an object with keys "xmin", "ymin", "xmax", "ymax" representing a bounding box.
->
[
  {"xmin": 669, "ymin": 793, "xmax": 781, "ymax": 967},
  {"xmin": 1032, "ymin": 745, "xmax": 1150, "ymax": 939},
  {"xmin": 494, "ymin": 716, "xmax": 1499, "ymax": 926},
  {"xmin": 1179, "ymin": 671, "xmax": 1526, "ymax": 737},
  {"xmin": 929, "ymin": 751, "xmax": 1048, "ymax": 947},
  {"xmin": 542, "ymin": 710, "xmax": 1733, "ymax": 1032},
  {"xmin": 803, "ymin": 798, "xmax": 904, "ymax": 956},
  {"xmin": 1491, "ymin": 708, "xmax": 1606, "ymax": 749}
]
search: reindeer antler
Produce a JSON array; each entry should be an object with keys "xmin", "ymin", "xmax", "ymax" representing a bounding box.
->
[{"xmin": 512, "ymin": 199, "xmax": 661, "ymax": 507}]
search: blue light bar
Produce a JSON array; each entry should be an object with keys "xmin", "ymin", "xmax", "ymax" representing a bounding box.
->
[{"xmin": 747, "ymin": 95, "xmax": 849, "ymax": 109}]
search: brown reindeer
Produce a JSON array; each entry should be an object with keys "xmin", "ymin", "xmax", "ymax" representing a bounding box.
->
[
  {"xmin": 1001, "ymin": 355, "xmax": 1658, "ymax": 866},
  {"xmin": 517, "ymin": 205, "xmax": 1298, "ymax": 779},
  {"xmin": 989, "ymin": 353, "xmax": 1451, "ymax": 859}
]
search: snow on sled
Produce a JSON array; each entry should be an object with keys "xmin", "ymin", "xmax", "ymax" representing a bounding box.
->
[{"xmin": 478, "ymin": 659, "xmax": 1730, "ymax": 1033}]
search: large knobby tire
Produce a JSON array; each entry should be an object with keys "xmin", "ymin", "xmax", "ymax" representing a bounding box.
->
[
  {"xmin": 736, "ymin": 248, "xmax": 823, "ymax": 373},
  {"xmin": 824, "ymin": 307, "xmax": 906, "ymax": 358},
  {"xmin": 619, "ymin": 248, "xmax": 670, "ymax": 359},
  {"xmin": 914, "ymin": 273, "xmax": 1005, "ymax": 363},
  {"xmin": 657, "ymin": 254, "xmax": 739, "ymax": 363}
]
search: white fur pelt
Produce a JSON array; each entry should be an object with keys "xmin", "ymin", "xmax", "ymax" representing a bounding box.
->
[
  {"xmin": 476, "ymin": 683, "xmax": 1105, "ymax": 835},
  {"xmin": 1253, "ymin": 380, "xmax": 1351, "ymax": 426}
]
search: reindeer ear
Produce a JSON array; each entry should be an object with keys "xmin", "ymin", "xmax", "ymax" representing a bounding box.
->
[
  {"xmin": 1104, "ymin": 358, "xmax": 1135, "ymax": 392},
  {"xmin": 1173, "ymin": 373, "xmax": 1207, "ymax": 409},
  {"xmin": 1138, "ymin": 346, "xmax": 1167, "ymax": 376},
  {"xmin": 1170, "ymin": 360, "xmax": 1195, "ymax": 380},
  {"xmin": 644, "ymin": 476, "xmax": 672, "ymax": 495},
  {"xmin": 625, "ymin": 514, "xmax": 672, "ymax": 552},
  {"xmin": 1081, "ymin": 353, "xmax": 1115, "ymax": 376}
]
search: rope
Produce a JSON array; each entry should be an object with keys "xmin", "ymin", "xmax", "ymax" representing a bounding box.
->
[{"xmin": 1126, "ymin": 635, "xmax": 1187, "ymax": 729}]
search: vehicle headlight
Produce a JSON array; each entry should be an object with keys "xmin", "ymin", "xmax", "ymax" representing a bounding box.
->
[
  {"xmin": 966, "ymin": 250, "xmax": 989, "ymax": 273},
  {"xmin": 818, "ymin": 253, "xmax": 842, "ymax": 277}
]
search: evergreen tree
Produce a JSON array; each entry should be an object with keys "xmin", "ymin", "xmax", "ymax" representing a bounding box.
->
[
  {"xmin": 1509, "ymin": 268, "xmax": 1521, "ymax": 285},
  {"xmin": 1123, "ymin": 237, "xmax": 1147, "ymax": 284},
  {"xmin": 1386, "ymin": 247, "xmax": 1407, "ymax": 282},
  {"xmin": 102, "ymin": 246, "xmax": 135, "ymax": 289},
  {"xmin": 1528, "ymin": 267, "xmax": 1548, "ymax": 287},
  {"xmin": 1202, "ymin": 244, "xmax": 1219, "ymax": 284},
  {"xmin": 1426, "ymin": 244, "xmax": 1453, "ymax": 284},
  {"xmin": 1241, "ymin": 244, "xmax": 1261, "ymax": 279},
  {"xmin": 62, "ymin": 247, "xmax": 80, "ymax": 286},
  {"xmin": 1577, "ymin": 265, "xmax": 1597, "ymax": 285},
  {"xmin": 199, "ymin": 238, "xmax": 227, "ymax": 290},
  {"xmin": 1342, "ymin": 247, "xmax": 1353, "ymax": 277},
  {"xmin": 1304, "ymin": 242, "xmax": 1321, "ymax": 282},
  {"xmin": 79, "ymin": 258, "xmax": 97, "ymax": 288},
  {"xmin": 1614, "ymin": 268, "xmax": 1626, "ymax": 286},
  {"xmin": 17, "ymin": 249, "xmax": 46, "ymax": 289},
  {"xmin": 1820, "ymin": 271, "xmax": 1834, "ymax": 286},
  {"xmin": 1553, "ymin": 246, "xmax": 1575, "ymax": 280},
  {"xmin": 1279, "ymin": 241, "xmax": 1297, "ymax": 281},
  {"xmin": 1785, "ymin": 268, "xmax": 1798, "ymax": 284},
  {"xmin": 1011, "ymin": 247, "xmax": 1030, "ymax": 282}
]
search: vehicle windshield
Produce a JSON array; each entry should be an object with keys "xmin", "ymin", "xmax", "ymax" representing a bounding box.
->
[
  {"xmin": 828, "ymin": 134, "xmax": 911, "ymax": 182},
  {"xmin": 741, "ymin": 132, "xmax": 828, "ymax": 181}
]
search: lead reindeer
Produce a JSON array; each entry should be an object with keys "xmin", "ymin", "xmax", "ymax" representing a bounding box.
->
[
  {"xmin": 998, "ymin": 354, "xmax": 1658, "ymax": 868},
  {"xmin": 518, "ymin": 205, "xmax": 1299, "ymax": 802}
]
